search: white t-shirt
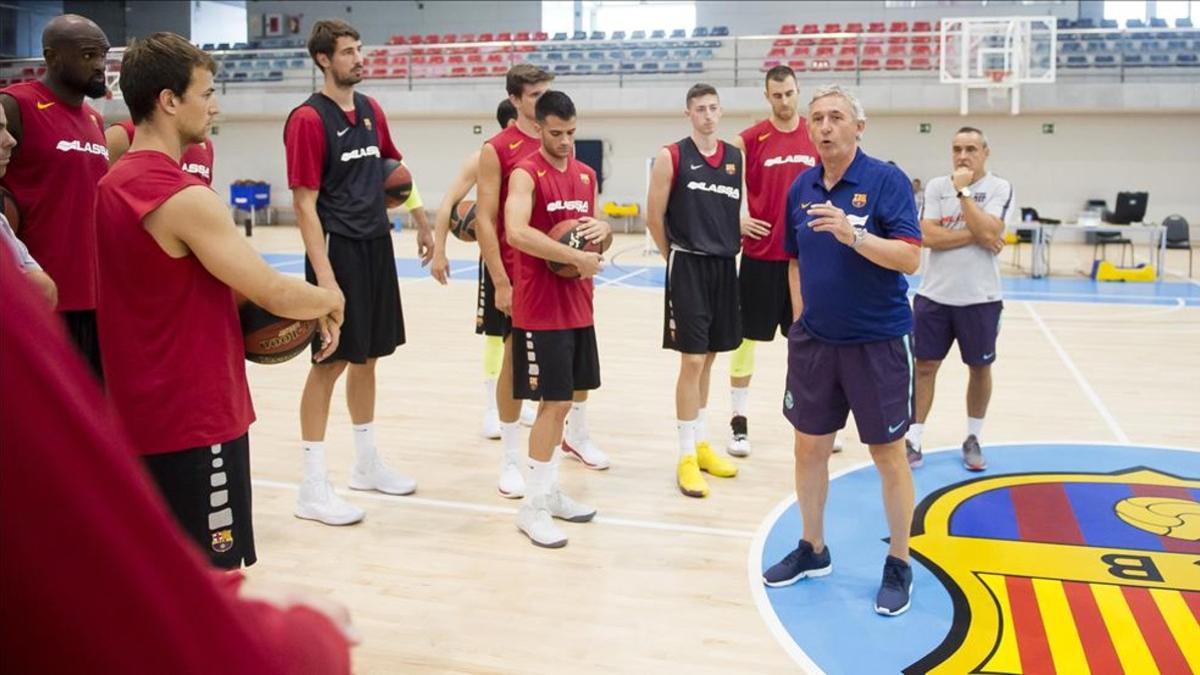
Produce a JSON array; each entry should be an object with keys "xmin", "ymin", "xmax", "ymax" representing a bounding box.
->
[
  {"xmin": 0, "ymin": 213, "xmax": 39, "ymax": 272},
  {"xmin": 917, "ymin": 172, "xmax": 1013, "ymax": 306}
]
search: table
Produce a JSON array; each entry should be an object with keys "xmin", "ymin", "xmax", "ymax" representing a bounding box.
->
[{"xmin": 1028, "ymin": 222, "xmax": 1166, "ymax": 279}]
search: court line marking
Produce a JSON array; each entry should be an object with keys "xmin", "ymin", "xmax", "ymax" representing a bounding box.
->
[
  {"xmin": 1024, "ymin": 301, "xmax": 1130, "ymax": 444},
  {"xmin": 747, "ymin": 441, "xmax": 1199, "ymax": 674},
  {"xmin": 252, "ymin": 478, "xmax": 755, "ymax": 539},
  {"xmin": 596, "ymin": 268, "xmax": 648, "ymax": 288}
]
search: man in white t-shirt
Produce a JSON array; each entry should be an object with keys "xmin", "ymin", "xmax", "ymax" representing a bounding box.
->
[{"xmin": 907, "ymin": 126, "xmax": 1011, "ymax": 471}]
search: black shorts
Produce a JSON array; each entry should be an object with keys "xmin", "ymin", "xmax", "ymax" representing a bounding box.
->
[
  {"xmin": 913, "ymin": 295, "xmax": 1003, "ymax": 366},
  {"xmin": 142, "ymin": 434, "xmax": 256, "ymax": 569},
  {"xmin": 512, "ymin": 326, "xmax": 601, "ymax": 401},
  {"xmin": 739, "ymin": 256, "xmax": 793, "ymax": 342},
  {"xmin": 61, "ymin": 309, "xmax": 103, "ymax": 382},
  {"xmin": 475, "ymin": 257, "xmax": 512, "ymax": 338},
  {"xmin": 663, "ymin": 251, "xmax": 742, "ymax": 354},
  {"xmin": 306, "ymin": 232, "xmax": 406, "ymax": 364}
]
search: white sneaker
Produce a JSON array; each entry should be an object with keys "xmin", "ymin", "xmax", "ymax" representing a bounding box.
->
[
  {"xmin": 727, "ymin": 415, "xmax": 751, "ymax": 458},
  {"xmin": 560, "ymin": 438, "xmax": 611, "ymax": 470},
  {"xmin": 832, "ymin": 433, "xmax": 845, "ymax": 453},
  {"xmin": 295, "ymin": 478, "xmax": 366, "ymax": 526},
  {"xmin": 482, "ymin": 408, "xmax": 501, "ymax": 439},
  {"xmin": 546, "ymin": 489, "xmax": 596, "ymax": 522},
  {"xmin": 519, "ymin": 401, "xmax": 537, "ymax": 427},
  {"xmin": 497, "ymin": 450, "xmax": 525, "ymax": 499},
  {"xmin": 349, "ymin": 455, "xmax": 417, "ymax": 495},
  {"xmin": 516, "ymin": 496, "xmax": 567, "ymax": 548}
]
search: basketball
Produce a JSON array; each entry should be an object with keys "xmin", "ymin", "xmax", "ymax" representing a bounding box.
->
[
  {"xmin": 545, "ymin": 219, "xmax": 611, "ymax": 278},
  {"xmin": 450, "ymin": 199, "xmax": 477, "ymax": 242},
  {"xmin": 238, "ymin": 301, "xmax": 317, "ymax": 364},
  {"xmin": 382, "ymin": 158, "xmax": 412, "ymax": 208},
  {"xmin": 1, "ymin": 186, "xmax": 19, "ymax": 231}
]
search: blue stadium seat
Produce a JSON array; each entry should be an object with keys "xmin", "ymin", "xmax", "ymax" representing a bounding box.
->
[
  {"xmin": 1094, "ymin": 54, "xmax": 1117, "ymax": 67},
  {"xmin": 692, "ymin": 27, "xmax": 709, "ymax": 37},
  {"xmin": 670, "ymin": 29, "xmax": 686, "ymax": 39},
  {"xmin": 1126, "ymin": 19, "xmax": 1146, "ymax": 28},
  {"xmin": 663, "ymin": 61, "xmax": 681, "ymax": 73},
  {"xmin": 1056, "ymin": 18, "xmax": 1070, "ymax": 29},
  {"xmin": 673, "ymin": 49, "xmax": 691, "ymax": 60},
  {"xmin": 1176, "ymin": 52, "xmax": 1198, "ymax": 66},
  {"xmin": 1065, "ymin": 55, "xmax": 1089, "ymax": 68},
  {"xmin": 217, "ymin": 42, "xmax": 231, "ymax": 51},
  {"xmin": 552, "ymin": 32, "xmax": 568, "ymax": 41},
  {"xmin": 1149, "ymin": 53, "xmax": 1171, "ymax": 66},
  {"xmin": 567, "ymin": 51, "xmax": 584, "ymax": 61},
  {"xmin": 1061, "ymin": 41, "xmax": 1083, "ymax": 53},
  {"xmin": 607, "ymin": 49, "xmax": 624, "ymax": 60},
  {"xmin": 631, "ymin": 30, "xmax": 646, "ymax": 40},
  {"xmin": 1099, "ymin": 19, "xmax": 1117, "ymax": 29},
  {"xmin": 619, "ymin": 62, "xmax": 636, "ymax": 73},
  {"xmin": 1149, "ymin": 17, "xmax": 1168, "ymax": 28},
  {"xmin": 611, "ymin": 30, "xmax": 626, "ymax": 40},
  {"xmin": 596, "ymin": 62, "xmax": 616, "ymax": 74},
  {"xmin": 233, "ymin": 42, "xmax": 248, "ymax": 50},
  {"xmin": 232, "ymin": 71, "xmax": 248, "ymax": 80},
  {"xmin": 572, "ymin": 31, "xmax": 587, "ymax": 40},
  {"xmin": 686, "ymin": 61, "xmax": 704, "ymax": 73},
  {"xmin": 651, "ymin": 49, "xmax": 669, "ymax": 60},
  {"xmin": 201, "ymin": 43, "xmax": 216, "ymax": 51},
  {"xmin": 590, "ymin": 31, "xmax": 605, "ymax": 40},
  {"xmin": 695, "ymin": 48, "xmax": 715, "ymax": 60},
  {"xmin": 630, "ymin": 49, "xmax": 647, "ymax": 60},
  {"xmin": 1124, "ymin": 53, "xmax": 1146, "ymax": 67},
  {"xmin": 1085, "ymin": 41, "xmax": 1107, "ymax": 52},
  {"xmin": 552, "ymin": 63, "xmax": 572, "ymax": 74},
  {"xmin": 1166, "ymin": 39, "xmax": 1188, "ymax": 50},
  {"xmin": 711, "ymin": 26, "xmax": 729, "ymax": 36},
  {"xmin": 290, "ymin": 59, "xmax": 306, "ymax": 69},
  {"xmin": 640, "ymin": 62, "xmax": 660, "ymax": 72},
  {"xmin": 587, "ymin": 50, "xmax": 605, "ymax": 60},
  {"xmin": 573, "ymin": 63, "xmax": 593, "ymax": 74},
  {"xmin": 547, "ymin": 51, "xmax": 564, "ymax": 61},
  {"xmin": 651, "ymin": 30, "xmax": 666, "ymax": 39}
]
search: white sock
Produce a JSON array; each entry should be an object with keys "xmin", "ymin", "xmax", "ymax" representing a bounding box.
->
[
  {"xmin": 565, "ymin": 402, "xmax": 588, "ymax": 444},
  {"xmin": 302, "ymin": 441, "xmax": 327, "ymax": 480},
  {"xmin": 677, "ymin": 419, "xmax": 697, "ymax": 459},
  {"xmin": 483, "ymin": 379, "xmax": 498, "ymax": 412},
  {"xmin": 906, "ymin": 423, "xmax": 924, "ymax": 449},
  {"xmin": 353, "ymin": 423, "xmax": 377, "ymax": 465},
  {"xmin": 696, "ymin": 408, "xmax": 709, "ymax": 445},
  {"xmin": 731, "ymin": 387, "xmax": 750, "ymax": 417},
  {"xmin": 526, "ymin": 456, "xmax": 555, "ymax": 499},
  {"xmin": 967, "ymin": 417, "xmax": 985, "ymax": 441},
  {"xmin": 500, "ymin": 422, "xmax": 522, "ymax": 458}
]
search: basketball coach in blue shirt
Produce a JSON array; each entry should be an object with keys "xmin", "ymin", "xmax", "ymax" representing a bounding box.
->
[{"xmin": 761, "ymin": 84, "xmax": 923, "ymax": 617}]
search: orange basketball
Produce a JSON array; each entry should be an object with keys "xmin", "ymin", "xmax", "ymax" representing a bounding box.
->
[
  {"xmin": 382, "ymin": 158, "xmax": 412, "ymax": 208},
  {"xmin": 238, "ymin": 300, "xmax": 316, "ymax": 364},
  {"xmin": 545, "ymin": 219, "xmax": 610, "ymax": 278},
  {"xmin": 450, "ymin": 199, "xmax": 477, "ymax": 242}
]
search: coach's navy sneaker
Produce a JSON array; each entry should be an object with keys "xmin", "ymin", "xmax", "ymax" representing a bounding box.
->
[
  {"xmin": 906, "ymin": 439, "xmax": 924, "ymax": 469},
  {"xmin": 874, "ymin": 555, "xmax": 914, "ymax": 616},
  {"xmin": 962, "ymin": 435, "xmax": 987, "ymax": 472},
  {"xmin": 763, "ymin": 540, "xmax": 832, "ymax": 587}
]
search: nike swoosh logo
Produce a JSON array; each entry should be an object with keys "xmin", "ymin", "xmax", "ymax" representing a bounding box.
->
[
  {"xmin": 37, "ymin": 101, "xmax": 55, "ymax": 110},
  {"xmin": 689, "ymin": 163, "xmax": 702, "ymax": 170},
  {"xmin": 800, "ymin": 202, "xmax": 812, "ymax": 209},
  {"xmin": 981, "ymin": 352, "xmax": 995, "ymax": 361},
  {"xmin": 757, "ymin": 132, "xmax": 771, "ymax": 142},
  {"xmin": 888, "ymin": 421, "xmax": 906, "ymax": 435},
  {"xmin": 509, "ymin": 140, "xmax": 523, "ymax": 150},
  {"xmin": 336, "ymin": 128, "xmax": 349, "ymax": 137},
  {"xmin": 536, "ymin": 170, "xmax": 546, "ymax": 177}
]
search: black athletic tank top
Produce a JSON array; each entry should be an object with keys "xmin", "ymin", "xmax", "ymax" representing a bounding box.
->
[{"xmin": 665, "ymin": 137, "xmax": 743, "ymax": 257}]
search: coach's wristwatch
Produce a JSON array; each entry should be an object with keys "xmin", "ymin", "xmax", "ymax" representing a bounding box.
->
[
  {"xmin": 957, "ymin": 186, "xmax": 973, "ymax": 199},
  {"xmin": 849, "ymin": 226, "xmax": 867, "ymax": 249}
]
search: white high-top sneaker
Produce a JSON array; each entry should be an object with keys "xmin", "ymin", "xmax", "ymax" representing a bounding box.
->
[
  {"xmin": 349, "ymin": 455, "xmax": 417, "ymax": 495},
  {"xmin": 295, "ymin": 477, "xmax": 366, "ymax": 526},
  {"xmin": 516, "ymin": 495, "xmax": 567, "ymax": 548},
  {"xmin": 560, "ymin": 437, "xmax": 611, "ymax": 470},
  {"xmin": 497, "ymin": 447, "xmax": 525, "ymax": 499},
  {"xmin": 546, "ymin": 489, "xmax": 596, "ymax": 523}
]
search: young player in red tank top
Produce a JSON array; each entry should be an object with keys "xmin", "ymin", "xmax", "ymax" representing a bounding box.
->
[
  {"xmin": 504, "ymin": 90, "xmax": 610, "ymax": 548},
  {"xmin": 726, "ymin": 66, "xmax": 843, "ymax": 458},
  {"xmin": 95, "ymin": 33, "xmax": 343, "ymax": 569},
  {"xmin": 0, "ymin": 14, "xmax": 111, "ymax": 378},
  {"xmin": 106, "ymin": 118, "xmax": 215, "ymax": 184}
]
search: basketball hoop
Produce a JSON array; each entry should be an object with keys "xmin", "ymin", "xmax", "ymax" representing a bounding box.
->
[{"xmin": 985, "ymin": 69, "xmax": 1009, "ymax": 85}]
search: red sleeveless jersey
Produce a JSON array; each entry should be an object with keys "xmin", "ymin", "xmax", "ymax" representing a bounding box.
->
[
  {"xmin": 0, "ymin": 81, "xmax": 108, "ymax": 310},
  {"xmin": 511, "ymin": 152, "xmax": 596, "ymax": 331},
  {"xmin": 484, "ymin": 124, "xmax": 540, "ymax": 274},
  {"xmin": 739, "ymin": 119, "xmax": 818, "ymax": 261},
  {"xmin": 115, "ymin": 119, "xmax": 215, "ymax": 186},
  {"xmin": 95, "ymin": 150, "xmax": 254, "ymax": 455}
]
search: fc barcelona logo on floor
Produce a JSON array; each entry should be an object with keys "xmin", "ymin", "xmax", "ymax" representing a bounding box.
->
[
  {"xmin": 908, "ymin": 467, "xmax": 1199, "ymax": 675},
  {"xmin": 853, "ymin": 193, "xmax": 868, "ymax": 208}
]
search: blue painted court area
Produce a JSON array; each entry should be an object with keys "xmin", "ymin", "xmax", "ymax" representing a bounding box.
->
[
  {"xmin": 261, "ymin": 253, "xmax": 1200, "ymax": 306},
  {"xmin": 753, "ymin": 443, "xmax": 1200, "ymax": 674}
]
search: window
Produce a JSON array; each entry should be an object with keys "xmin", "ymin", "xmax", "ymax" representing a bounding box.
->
[
  {"xmin": 1153, "ymin": 1, "xmax": 1198, "ymax": 22},
  {"xmin": 542, "ymin": 1, "xmax": 696, "ymax": 36},
  {"xmin": 192, "ymin": 0, "xmax": 248, "ymax": 46}
]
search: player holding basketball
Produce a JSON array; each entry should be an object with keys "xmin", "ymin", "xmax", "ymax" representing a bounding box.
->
[
  {"xmin": 726, "ymin": 65, "xmax": 841, "ymax": 458},
  {"xmin": 476, "ymin": 65, "xmax": 610, "ymax": 501},
  {"xmin": 0, "ymin": 14, "xmax": 110, "ymax": 379},
  {"xmin": 907, "ymin": 127, "xmax": 1010, "ymax": 471},
  {"xmin": 504, "ymin": 91, "xmax": 608, "ymax": 548},
  {"xmin": 286, "ymin": 20, "xmax": 417, "ymax": 526},
  {"xmin": 762, "ymin": 85, "xmax": 921, "ymax": 616},
  {"xmin": 106, "ymin": 115, "xmax": 214, "ymax": 183},
  {"xmin": 646, "ymin": 83, "xmax": 743, "ymax": 498},
  {"xmin": 94, "ymin": 33, "xmax": 343, "ymax": 569},
  {"xmin": 429, "ymin": 98, "xmax": 527, "ymax": 440}
]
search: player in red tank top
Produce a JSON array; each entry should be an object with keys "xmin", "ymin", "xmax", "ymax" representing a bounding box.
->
[
  {"xmin": 0, "ymin": 14, "xmax": 110, "ymax": 378},
  {"xmin": 726, "ymin": 66, "xmax": 843, "ymax": 458},
  {"xmin": 96, "ymin": 33, "xmax": 343, "ymax": 569},
  {"xmin": 106, "ymin": 118, "xmax": 215, "ymax": 184},
  {"xmin": 504, "ymin": 91, "xmax": 610, "ymax": 548}
]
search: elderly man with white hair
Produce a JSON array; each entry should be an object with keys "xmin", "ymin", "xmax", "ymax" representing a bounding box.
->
[{"xmin": 761, "ymin": 84, "xmax": 922, "ymax": 616}]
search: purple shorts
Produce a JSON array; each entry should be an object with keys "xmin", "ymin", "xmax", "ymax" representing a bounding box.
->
[
  {"xmin": 913, "ymin": 295, "xmax": 1002, "ymax": 366},
  {"xmin": 783, "ymin": 323, "xmax": 914, "ymax": 445}
]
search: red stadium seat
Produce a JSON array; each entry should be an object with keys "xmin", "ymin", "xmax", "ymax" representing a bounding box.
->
[
  {"xmin": 910, "ymin": 56, "xmax": 933, "ymax": 70},
  {"xmin": 442, "ymin": 33, "xmax": 457, "ymax": 44},
  {"xmin": 801, "ymin": 24, "xmax": 819, "ymax": 34},
  {"xmin": 448, "ymin": 55, "xmax": 464, "ymax": 64},
  {"xmin": 845, "ymin": 22, "xmax": 864, "ymax": 33},
  {"xmin": 497, "ymin": 32, "xmax": 512, "ymax": 41},
  {"xmin": 816, "ymin": 45, "xmax": 835, "ymax": 57},
  {"xmin": 424, "ymin": 34, "xmax": 440, "ymax": 44},
  {"xmin": 534, "ymin": 31, "xmax": 548, "ymax": 41},
  {"xmin": 911, "ymin": 44, "xmax": 932, "ymax": 56},
  {"xmin": 787, "ymin": 59, "xmax": 807, "ymax": 71},
  {"xmin": 515, "ymin": 31, "xmax": 530, "ymax": 41},
  {"xmin": 411, "ymin": 55, "xmax": 427, "ymax": 65},
  {"xmin": 792, "ymin": 45, "xmax": 812, "ymax": 57},
  {"xmin": 839, "ymin": 45, "xmax": 857, "ymax": 56},
  {"xmin": 887, "ymin": 44, "xmax": 907, "ymax": 56},
  {"xmin": 834, "ymin": 57, "xmax": 856, "ymax": 71},
  {"xmin": 425, "ymin": 46, "xmax": 443, "ymax": 55},
  {"xmin": 491, "ymin": 64, "xmax": 509, "ymax": 75},
  {"xmin": 387, "ymin": 35, "xmax": 405, "ymax": 45},
  {"xmin": 390, "ymin": 67, "xmax": 407, "ymax": 78},
  {"xmin": 823, "ymin": 23, "xmax": 841, "ymax": 33},
  {"xmin": 471, "ymin": 65, "xmax": 488, "ymax": 76},
  {"xmin": 408, "ymin": 34, "xmax": 422, "ymax": 44},
  {"xmin": 885, "ymin": 57, "xmax": 906, "ymax": 70},
  {"xmin": 863, "ymin": 44, "xmax": 883, "ymax": 56},
  {"xmin": 781, "ymin": 24, "xmax": 798, "ymax": 35},
  {"xmin": 486, "ymin": 53, "xmax": 505, "ymax": 63},
  {"xmin": 429, "ymin": 55, "xmax": 445, "ymax": 65},
  {"xmin": 478, "ymin": 32, "xmax": 494, "ymax": 42},
  {"xmin": 861, "ymin": 58, "xmax": 881, "ymax": 71},
  {"xmin": 761, "ymin": 59, "xmax": 781, "ymax": 71},
  {"xmin": 774, "ymin": 38, "xmax": 794, "ymax": 47},
  {"xmin": 391, "ymin": 55, "xmax": 407, "ymax": 65},
  {"xmin": 889, "ymin": 22, "xmax": 908, "ymax": 32},
  {"xmin": 868, "ymin": 22, "xmax": 886, "ymax": 33},
  {"xmin": 450, "ymin": 66, "xmax": 468, "ymax": 77},
  {"xmin": 768, "ymin": 47, "xmax": 787, "ymax": 58}
]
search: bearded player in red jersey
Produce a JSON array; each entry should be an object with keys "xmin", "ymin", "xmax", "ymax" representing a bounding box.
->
[
  {"xmin": 504, "ymin": 90, "xmax": 609, "ymax": 548},
  {"xmin": 727, "ymin": 65, "xmax": 842, "ymax": 457}
]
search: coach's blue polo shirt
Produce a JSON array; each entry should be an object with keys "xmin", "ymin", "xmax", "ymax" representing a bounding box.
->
[{"xmin": 785, "ymin": 148, "xmax": 921, "ymax": 344}]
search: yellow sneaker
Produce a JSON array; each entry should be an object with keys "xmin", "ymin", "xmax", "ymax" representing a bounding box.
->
[
  {"xmin": 696, "ymin": 441, "xmax": 738, "ymax": 478},
  {"xmin": 676, "ymin": 454, "xmax": 709, "ymax": 498}
]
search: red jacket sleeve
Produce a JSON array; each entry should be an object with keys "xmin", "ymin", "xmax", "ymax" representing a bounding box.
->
[
  {"xmin": 284, "ymin": 105, "xmax": 327, "ymax": 190},
  {"xmin": 0, "ymin": 264, "xmax": 351, "ymax": 675}
]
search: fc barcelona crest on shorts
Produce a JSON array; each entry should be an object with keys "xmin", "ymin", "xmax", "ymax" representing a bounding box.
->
[
  {"xmin": 853, "ymin": 193, "xmax": 867, "ymax": 208},
  {"xmin": 725, "ymin": 163, "xmax": 736, "ymax": 175},
  {"xmin": 364, "ymin": 117, "xmax": 373, "ymax": 130},
  {"xmin": 580, "ymin": 173, "xmax": 590, "ymax": 185},
  {"xmin": 528, "ymin": 376, "xmax": 539, "ymax": 391},
  {"xmin": 211, "ymin": 528, "xmax": 234, "ymax": 553}
]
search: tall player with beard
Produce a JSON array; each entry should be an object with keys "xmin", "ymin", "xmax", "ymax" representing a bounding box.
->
[
  {"xmin": 505, "ymin": 91, "xmax": 608, "ymax": 548},
  {"xmin": 476, "ymin": 65, "xmax": 611, "ymax": 502},
  {"xmin": 285, "ymin": 20, "xmax": 416, "ymax": 526},
  {"xmin": 726, "ymin": 66, "xmax": 842, "ymax": 457},
  {"xmin": 646, "ymin": 84, "xmax": 743, "ymax": 499},
  {"xmin": 0, "ymin": 14, "xmax": 110, "ymax": 379}
]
